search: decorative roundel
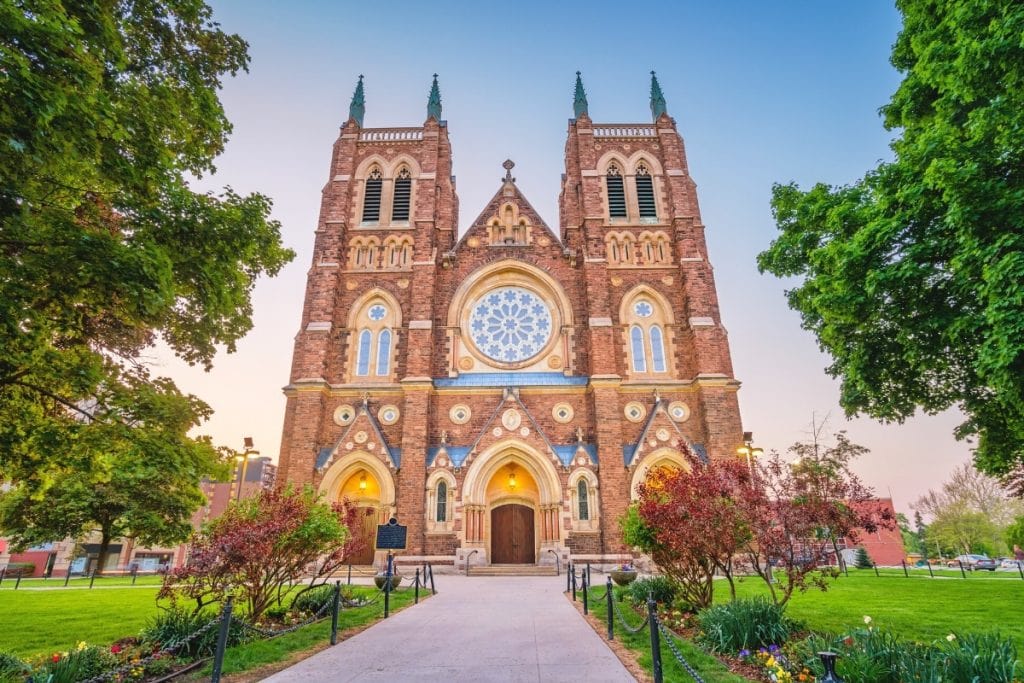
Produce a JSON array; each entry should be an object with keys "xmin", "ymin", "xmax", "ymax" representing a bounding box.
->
[
  {"xmin": 468, "ymin": 286, "xmax": 553, "ymax": 364},
  {"xmin": 378, "ymin": 404, "xmax": 400, "ymax": 425},
  {"xmin": 552, "ymin": 403, "xmax": 574, "ymax": 424},
  {"xmin": 501, "ymin": 408, "xmax": 522, "ymax": 431},
  {"xmin": 367, "ymin": 304, "xmax": 387, "ymax": 321},
  {"xmin": 449, "ymin": 404, "xmax": 472, "ymax": 425},
  {"xmin": 333, "ymin": 404, "xmax": 355, "ymax": 426},
  {"xmin": 354, "ymin": 430, "xmax": 368, "ymax": 444},
  {"xmin": 624, "ymin": 401, "xmax": 647, "ymax": 423},
  {"xmin": 668, "ymin": 401, "xmax": 690, "ymax": 423},
  {"xmin": 633, "ymin": 300, "xmax": 654, "ymax": 318}
]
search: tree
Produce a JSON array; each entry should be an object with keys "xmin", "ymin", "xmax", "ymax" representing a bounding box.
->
[
  {"xmin": 1006, "ymin": 516, "xmax": 1024, "ymax": 556},
  {"xmin": 854, "ymin": 547, "xmax": 873, "ymax": 569},
  {"xmin": 159, "ymin": 487, "xmax": 363, "ymax": 619},
  {"xmin": 623, "ymin": 454, "xmax": 754, "ymax": 609},
  {"xmin": 756, "ymin": 0, "xmax": 1024, "ymax": 477},
  {"xmin": 913, "ymin": 463, "xmax": 1022, "ymax": 555},
  {"xmin": 0, "ymin": 2, "xmax": 294, "ymax": 555}
]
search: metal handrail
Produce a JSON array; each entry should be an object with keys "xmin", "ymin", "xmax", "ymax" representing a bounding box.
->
[
  {"xmin": 547, "ymin": 549, "xmax": 560, "ymax": 576},
  {"xmin": 465, "ymin": 549, "xmax": 479, "ymax": 576}
]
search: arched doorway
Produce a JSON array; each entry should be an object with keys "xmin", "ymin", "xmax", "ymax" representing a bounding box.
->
[
  {"xmin": 318, "ymin": 454, "xmax": 397, "ymax": 568},
  {"xmin": 487, "ymin": 464, "xmax": 538, "ymax": 564}
]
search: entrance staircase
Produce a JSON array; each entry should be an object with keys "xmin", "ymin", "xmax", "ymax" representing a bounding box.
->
[{"xmin": 468, "ymin": 564, "xmax": 558, "ymax": 577}]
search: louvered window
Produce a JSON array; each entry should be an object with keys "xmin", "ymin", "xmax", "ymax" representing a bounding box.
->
[
  {"xmin": 606, "ymin": 165, "xmax": 627, "ymax": 218},
  {"xmin": 636, "ymin": 164, "xmax": 657, "ymax": 219},
  {"xmin": 392, "ymin": 168, "xmax": 411, "ymax": 222},
  {"xmin": 361, "ymin": 168, "xmax": 382, "ymax": 223}
]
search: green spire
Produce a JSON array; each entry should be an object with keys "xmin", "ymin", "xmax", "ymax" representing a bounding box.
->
[
  {"xmin": 573, "ymin": 71, "xmax": 588, "ymax": 118},
  {"xmin": 427, "ymin": 73, "xmax": 442, "ymax": 121},
  {"xmin": 649, "ymin": 70, "xmax": 667, "ymax": 120},
  {"xmin": 348, "ymin": 75, "xmax": 365, "ymax": 127}
]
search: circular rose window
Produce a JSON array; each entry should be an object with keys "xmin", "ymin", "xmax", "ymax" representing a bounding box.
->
[{"xmin": 468, "ymin": 287, "xmax": 552, "ymax": 364}]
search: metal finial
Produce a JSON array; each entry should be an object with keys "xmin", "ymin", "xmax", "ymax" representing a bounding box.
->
[
  {"xmin": 427, "ymin": 74, "xmax": 442, "ymax": 121},
  {"xmin": 502, "ymin": 159, "xmax": 515, "ymax": 183},
  {"xmin": 348, "ymin": 75, "xmax": 366, "ymax": 127},
  {"xmin": 573, "ymin": 71, "xmax": 588, "ymax": 118},
  {"xmin": 649, "ymin": 70, "xmax": 667, "ymax": 121}
]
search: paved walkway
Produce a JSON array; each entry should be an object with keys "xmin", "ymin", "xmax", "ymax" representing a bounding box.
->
[{"xmin": 264, "ymin": 574, "xmax": 635, "ymax": 682}]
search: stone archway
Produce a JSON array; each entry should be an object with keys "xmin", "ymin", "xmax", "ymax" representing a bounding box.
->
[
  {"xmin": 319, "ymin": 454, "xmax": 396, "ymax": 566},
  {"xmin": 461, "ymin": 440, "xmax": 563, "ymax": 565}
]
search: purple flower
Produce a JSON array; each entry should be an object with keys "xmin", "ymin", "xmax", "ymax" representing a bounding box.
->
[
  {"xmin": 739, "ymin": 649, "xmax": 751, "ymax": 658},
  {"xmin": 768, "ymin": 644, "xmax": 780, "ymax": 653}
]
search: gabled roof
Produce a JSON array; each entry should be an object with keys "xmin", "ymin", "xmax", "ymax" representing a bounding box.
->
[
  {"xmin": 622, "ymin": 398, "xmax": 703, "ymax": 467},
  {"xmin": 316, "ymin": 399, "xmax": 400, "ymax": 472},
  {"xmin": 453, "ymin": 169, "xmax": 560, "ymax": 252}
]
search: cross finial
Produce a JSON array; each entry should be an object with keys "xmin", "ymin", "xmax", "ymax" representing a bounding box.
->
[{"xmin": 502, "ymin": 159, "xmax": 515, "ymax": 183}]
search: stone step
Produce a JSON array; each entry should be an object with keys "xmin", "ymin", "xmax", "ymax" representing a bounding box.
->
[{"xmin": 466, "ymin": 565, "xmax": 558, "ymax": 577}]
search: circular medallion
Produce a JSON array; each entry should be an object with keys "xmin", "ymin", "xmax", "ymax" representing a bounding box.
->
[
  {"xmin": 552, "ymin": 403, "xmax": 574, "ymax": 424},
  {"xmin": 502, "ymin": 408, "xmax": 522, "ymax": 431},
  {"xmin": 449, "ymin": 404, "xmax": 471, "ymax": 425},
  {"xmin": 519, "ymin": 426, "xmax": 530, "ymax": 437},
  {"xmin": 668, "ymin": 401, "xmax": 690, "ymax": 423},
  {"xmin": 397, "ymin": 278, "xmax": 410, "ymax": 289},
  {"xmin": 547, "ymin": 355, "xmax": 562, "ymax": 369},
  {"xmin": 354, "ymin": 430, "xmax": 368, "ymax": 444},
  {"xmin": 624, "ymin": 402, "xmax": 647, "ymax": 423},
  {"xmin": 459, "ymin": 356, "xmax": 475, "ymax": 370},
  {"xmin": 378, "ymin": 405, "xmax": 400, "ymax": 425},
  {"xmin": 368, "ymin": 304, "xmax": 387, "ymax": 321},
  {"xmin": 633, "ymin": 300, "xmax": 654, "ymax": 318},
  {"xmin": 468, "ymin": 286, "xmax": 552, "ymax": 364},
  {"xmin": 346, "ymin": 281, "xmax": 357, "ymax": 290},
  {"xmin": 333, "ymin": 404, "xmax": 356, "ymax": 426},
  {"xmin": 538, "ymin": 236, "xmax": 551, "ymax": 247},
  {"xmin": 468, "ymin": 237, "xmax": 481, "ymax": 248},
  {"xmin": 656, "ymin": 428, "xmax": 670, "ymax": 442},
  {"xmin": 492, "ymin": 427, "xmax": 503, "ymax": 437},
  {"xmin": 610, "ymin": 276, "xmax": 623, "ymax": 287}
]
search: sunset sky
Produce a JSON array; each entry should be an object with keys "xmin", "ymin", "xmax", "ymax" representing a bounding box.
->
[{"xmin": 160, "ymin": 1, "xmax": 973, "ymax": 515}]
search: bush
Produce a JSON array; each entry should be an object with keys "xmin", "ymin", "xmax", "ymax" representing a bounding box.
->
[
  {"xmin": 0, "ymin": 651, "xmax": 28, "ymax": 682},
  {"xmin": 698, "ymin": 597, "xmax": 795, "ymax": 653},
  {"xmin": 625, "ymin": 576, "xmax": 676, "ymax": 606},
  {"xmin": 2, "ymin": 562, "xmax": 34, "ymax": 578},
  {"xmin": 290, "ymin": 584, "xmax": 335, "ymax": 613},
  {"xmin": 854, "ymin": 547, "xmax": 873, "ymax": 569},
  {"xmin": 42, "ymin": 645, "xmax": 117, "ymax": 683},
  {"xmin": 140, "ymin": 607, "xmax": 246, "ymax": 658}
]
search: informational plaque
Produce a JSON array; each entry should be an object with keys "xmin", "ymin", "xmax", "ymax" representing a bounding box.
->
[{"xmin": 375, "ymin": 517, "xmax": 407, "ymax": 550}]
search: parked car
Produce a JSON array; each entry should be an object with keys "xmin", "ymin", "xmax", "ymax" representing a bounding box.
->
[
  {"xmin": 1000, "ymin": 557, "xmax": 1023, "ymax": 569},
  {"xmin": 947, "ymin": 554, "xmax": 997, "ymax": 571}
]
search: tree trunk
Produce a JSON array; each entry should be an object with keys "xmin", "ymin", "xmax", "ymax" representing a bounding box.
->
[{"xmin": 95, "ymin": 530, "xmax": 113, "ymax": 577}]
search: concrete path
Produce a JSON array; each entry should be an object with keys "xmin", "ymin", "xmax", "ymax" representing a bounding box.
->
[{"xmin": 264, "ymin": 574, "xmax": 635, "ymax": 682}]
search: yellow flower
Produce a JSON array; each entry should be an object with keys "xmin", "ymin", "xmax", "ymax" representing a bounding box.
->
[
  {"xmin": 863, "ymin": 615, "xmax": 872, "ymax": 625},
  {"xmin": 76, "ymin": 641, "xmax": 87, "ymax": 651},
  {"xmin": 946, "ymin": 634, "xmax": 956, "ymax": 642}
]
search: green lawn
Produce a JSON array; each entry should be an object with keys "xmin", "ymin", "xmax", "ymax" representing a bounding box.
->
[
  {"xmin": 0, "ymin": 586, "xmax": 163, "ymax": 658},
  {"xmin": 718, "ymin": 569, "xmax": 1024, "ymax": 649},
  {"xmin": 0, "ymin": 575, "xmax": 164, "ymax": 590}
]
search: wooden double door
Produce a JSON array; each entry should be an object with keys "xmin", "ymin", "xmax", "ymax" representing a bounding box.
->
[
  {"xmin": 349, "ymin": 506, "xmax": 378, "ymax": 565},
  {"xmin": 491, "ymin": 503, "xmax": 535, "ymax": 564}
]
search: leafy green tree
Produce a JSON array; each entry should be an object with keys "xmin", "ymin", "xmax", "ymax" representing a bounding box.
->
[
  {"xmin": 0, "ymin": 1, "xmax": 293, "ymax": 566},
  {"xmin": 756, "ymin": 0, "xmax": 1024, "ymax": 476},
  {"xmin": 1006, "ymin": 516, "xmax": 1024, "ymax": 555}
]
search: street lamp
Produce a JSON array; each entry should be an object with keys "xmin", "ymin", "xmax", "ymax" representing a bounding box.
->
[
  {"xmin": 235, "ymin": 437, "xmax": 261, "ymax": 501},
  {"xmin": 737, "ymin": 431, "xmax": 764, "ymax": 473}
]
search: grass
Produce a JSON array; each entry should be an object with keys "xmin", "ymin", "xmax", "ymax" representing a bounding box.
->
[
  {"xmin": 192, "ymin": 587, "xmax": 422, "ymax": 679},
  {"xmin": 579, "ymin": 585, "xmax": 753, "ymax": 682},
  {"xmin": 0, "ymin": 574, "xmax": 164, "ymax": 589},
  {"xmin": 0, "ymin": 586, "xmax": 163, "ymax": 658},
  {"xmin": 717, "ymin": 568, "xmax": 1024, "ymax": 650}
]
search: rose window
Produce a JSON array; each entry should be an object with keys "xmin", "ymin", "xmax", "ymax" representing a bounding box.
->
[{"xmin": 468, "ymin": 287, "xmax": 552, "ymax": 363}]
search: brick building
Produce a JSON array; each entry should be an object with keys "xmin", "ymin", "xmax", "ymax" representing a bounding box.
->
[{"xmin": 277, "ymin": 74, "xmax": 745, "ymax": 568}]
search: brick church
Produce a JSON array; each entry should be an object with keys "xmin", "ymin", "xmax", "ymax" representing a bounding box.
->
[{"xmin": 277, "ymin": 73, "xmax": 744, "ymax": 569}]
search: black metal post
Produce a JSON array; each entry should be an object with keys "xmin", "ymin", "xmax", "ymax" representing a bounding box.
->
[
  {"xmin": 429, "ymin": 564, "xmax": 436, "ymax": 594},
  {"xmin": 586, "ymin": 561, "xmax": 591, "ymax": 585},
  {"xmin": 64, "ymin": 569, "xmax": 71, "ymax": 587},
  {"xmin": 958, "ymin": 560, "xmax": 966, "ymax": 579},
  {"xmin": 89, "ymin": 568, "xmax": 97, "ymax": 588},
  {"xmin": 210, "ymin": 597, "xmax": 234, "ymax": 683},
  {"xmin": 347, "ymin": 563, "xmax": 352, "ymax": 585},
  {"xmin": 415, "ymin": 568, "xmax": 420, "ymax": 604},
  {"xmin": 648, "ymin": 597, "xmax": 663, "ymax": 683},
  {"xmin": 582, "ymin": 571, "xmax": 589, "ymax": 615},
  {"xmin": 606, "ymin": 576, "xmax": 614, "ymax": 641},
  {"xmin": 566, "ymin": 562, "xmax": 572, "ymax": 593},
  {"xmin": 14, "ymin": 573, "xmax": 21, "ymax": 590},
  {"xmin": 873, "ymin": 563, "xmax": 879, "ymax": 577},
  {"xmin": 901, "ymin": 560, "xmax": 908, "ymax": 578},
  {"xmin": 384, "ymin": 553, "xmax": 392, "ymax": 618},
  {"xmin": 330, "ymin": 581, "xmax": 341, "ymax": 645},
  {"xmin": 0, "ymin": 567, "xmax": 5, "ymax": 586},
  {"xmin": 131, "ymin": 566, "xmax": 138, "ymax": 585},
  {"xmin": 1017, "ymin": 561, "xmax": 1023, "ymax": 580},
  {"xmin": 926, "ymin": 560, "xmax": 934, "ymax": 578},
  {"xmin": 571, "ymin": 566, "xmax": 577, "ymax": 601}
]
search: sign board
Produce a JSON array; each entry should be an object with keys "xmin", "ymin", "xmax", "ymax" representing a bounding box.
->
[{"xmin": 375, "ymin": 517, "xmax": 407, "ymax": 550}]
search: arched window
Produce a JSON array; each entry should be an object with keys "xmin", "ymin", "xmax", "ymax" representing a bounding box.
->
[
  {"xmin": 356, "ymin": 329, "xmax": 372, "ymax": 376},
  {"xmin": 630, "ymin": 325, "xmax": 647, "ymax": 373},
  {"xmin": 577, "ymin": 480, "xmax": 589, "ymax": 521},
  {"xmin": 635, "ymin": 163, "xmax": 657, "ymax": 220},
  {"xmin": 650, "ymin": 325, "xmax": 666, "ymax": 373},
  {"xmin": 361, "ymin": 168, "xmax": 383, "ymax": 223},
  {"xmin": 606, "ymin": 164, "xmax": 627, "ymax": 219},
  {"xmin": 435, "ymin": 481, "xmax": 447, "ymax": 522},
  {"xmin": 376, "ymin": 329, "xmax": 392, "ymax": 376},
  {"xmin": 392, "ymin": 168, "xmax": 411, "ymax": 222}
]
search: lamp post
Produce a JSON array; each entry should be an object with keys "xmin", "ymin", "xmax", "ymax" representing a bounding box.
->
[
  {"xmin": 235, "ymin": 437, "xmax": 261, "ymax": 501},
  {"xmin": 736, "ymin": 431, "xmax": 764, "ymax": 474}
]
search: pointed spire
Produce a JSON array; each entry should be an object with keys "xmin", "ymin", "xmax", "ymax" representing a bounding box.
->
[
  {"xmin": 649, "ymin": 70, "xmax": 667, "ymax": 121},
  {"xmin": 573, "ymin": 71, "xmax": 588, "ymax": 118},
  {"xmin": 348, "ymin": 75, "xmax": 365, "ymax": 127},
  {"xmin": 427, "ymin": 73, "xmax": 442, "ymax": 121}
]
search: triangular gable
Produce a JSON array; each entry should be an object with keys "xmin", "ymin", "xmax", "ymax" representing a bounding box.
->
[
  {"xmin": 453, "ymin": 390, "xmax": 564, "ymax": 471},
  {"xmin": 317, "ymin": 401, "xmax": 400, "ymax": 472},
  {"xmin": 454, "ymin": 176, "xmax": 560, "ymax": 252},
  {"xmin": 623, "ymin": 399, "xmax": 697, "ymax": 467}
]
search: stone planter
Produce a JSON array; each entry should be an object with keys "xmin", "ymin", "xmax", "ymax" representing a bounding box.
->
[
  {"xmin": 374, "ymin": 573, "xmax": 403, "ymax": 590},
  {"xmin": 610, "ymin": 570, "xmax": 638, "ymax": 586}
]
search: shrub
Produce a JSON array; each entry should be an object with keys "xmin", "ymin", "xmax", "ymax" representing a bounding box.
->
[
  {"xmin": 290, "ymin": 584, "xmax": 335, "ymax": 614},
  {"xmin": 42, "ymin": 644, "xmax": 117, "ymax": 683},
  {"xmin": 697, "ymin": 597, "xmax": 795, "ymax": 653},
  {"xmin": 944, "ymin": 632, "xmax": 1019, "ymax": 683},
  {"xmin": 140, "ymin": 607, "xmax": 246, "ymax": 658},
  {"xmin": 625, "ymin": 575, "xmax": 676, "ymax": 606},
  {"xmin": 2, "ymin": 562, "xmax": 34, "ymax": 578},
  {"xmin": 854, "ymin": 547, "xmax": 873, "ymax": 569},
  {"xmin": 0, "ymin": 651, "xmax": 28, "ymax": 681}
]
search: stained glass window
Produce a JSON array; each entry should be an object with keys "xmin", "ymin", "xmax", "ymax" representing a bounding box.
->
[
  {"xmin": 650, "ymin": 325, "xmax": 666, "ymax": 372},
  {"xmin": 630, "ymin": 325, "xmax": 647, "ymax": 373},
  {"xmin": 376, "ymin": 329, "xmax": 392, "ymax": 376},
  {"xmin": 436, "ymin": 481, "xmax": 447, "ymax": 522},
  {"xmin": 356, "ymin": 329, "xmax": 372, "ymax": 376},
  {"xmin": 468, "ymin": 287, "xmax": 552, "ymax": 363},
  {"xmin": 577, "ymin": 480, "xmax": 589, "ymax": 521}
]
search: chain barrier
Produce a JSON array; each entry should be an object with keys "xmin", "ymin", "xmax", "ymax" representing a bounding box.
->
[
  {"xmin": 611, "ymin": 598, "xmax": 650, "ymax": 635},
  {"xmin": 657, "ymin": 620, "xmax": 707, "ymax": 683},
  {"xmin": 78, "ymin": 614, "xmax": 223, "ymax": 683},
  {"xmin": 235, "ymin": 595, "xmax": 335, "ymax": 638}
]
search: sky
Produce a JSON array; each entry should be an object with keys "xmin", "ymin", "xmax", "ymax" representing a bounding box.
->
[{"xmin": 159, "ymin": 0, "xmax": 975, "ymax": 516}]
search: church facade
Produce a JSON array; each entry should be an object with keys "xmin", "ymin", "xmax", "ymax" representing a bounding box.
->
[{"xmin": 277, "ymin": 74, "xmax": 744, "ymax": 568}]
